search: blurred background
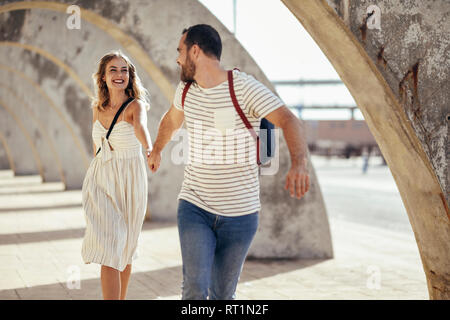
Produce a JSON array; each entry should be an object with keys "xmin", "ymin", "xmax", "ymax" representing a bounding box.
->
[
  {"xmin": 200, "ymin": 0, "xmax": 383, "ymax": 161},
  {"xmin": 199, "ymin": 0, "xmax": 401, "ymax": 232}
]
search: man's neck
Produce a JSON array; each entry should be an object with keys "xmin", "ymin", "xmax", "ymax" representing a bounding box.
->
[{"xmin": 194, "ymin": 61, "xmax": 228, "ymax": 89}]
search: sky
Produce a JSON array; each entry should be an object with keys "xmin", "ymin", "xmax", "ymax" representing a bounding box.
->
[{"xmin": 198, "ymin": 0, "xmax": 363, "ymax": 120}]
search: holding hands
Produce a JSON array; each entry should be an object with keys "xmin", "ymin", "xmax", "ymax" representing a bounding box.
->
[{"xmin": 147, "ymin": 150, "xmax": 161, "ymax": 173}]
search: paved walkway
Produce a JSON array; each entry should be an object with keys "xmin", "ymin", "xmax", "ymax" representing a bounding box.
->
[{"xmin": 0, "ymin": 159, "xmax": 428, "ymax": 300}]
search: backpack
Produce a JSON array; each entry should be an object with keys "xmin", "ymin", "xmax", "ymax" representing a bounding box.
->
[{"xmin": 181, "ymin": 69, "xmax": 275, "ymax": 165}]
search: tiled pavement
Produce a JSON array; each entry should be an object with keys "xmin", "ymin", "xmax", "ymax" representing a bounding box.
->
[{"xmin": 0, "ymin": 167, "xmax": 428, "ymax": 300}]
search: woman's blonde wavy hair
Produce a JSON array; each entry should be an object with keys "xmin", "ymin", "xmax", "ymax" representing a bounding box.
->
[{"xmin": 91, "ymin": 50, "xmax": 150, "ymax": 112}]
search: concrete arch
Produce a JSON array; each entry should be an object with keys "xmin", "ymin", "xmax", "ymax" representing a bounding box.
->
[
  {"xmin": 0, "ymin": 44, "xmax": 91, "ymax": 167},
  {"xmin": 0, "ymin": 1, "xmax": 174, "ymax": 101},
  {"xmin": 0, "ymin": 132, "xmax": 15, "ymax": 172},
  {"xmin": 0, "ymin": 2, "xmax": 176, "ymax": 164},
  {"xmin": 0, "ymin": 1, "xmax": 175, "ymax": 160},
  {"xmin": 0, "ymin": 63, "xmax": 88, "ymax": 189},
  {"xmin": 0, "ymin": 1, "xmax": 193, "ymax": 217},
  {"xmin": 0, "ymin": 99, "xmax": 42, "ymax": 176},
  {"xmin": 0, "ymin": 83, "xmax": 65, "ymax": 184},
  {"xmin": 281, "ymin": 0, "xmax": 449, "ymax": 299},
  {"xmin": 0, "ymin": 41, "xmax": 92, "ymax": 97}
]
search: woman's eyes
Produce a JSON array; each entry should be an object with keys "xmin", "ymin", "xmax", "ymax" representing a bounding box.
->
[{"xmin": 109, "ymin": 69, "xmax": 128, "ymax": 73}]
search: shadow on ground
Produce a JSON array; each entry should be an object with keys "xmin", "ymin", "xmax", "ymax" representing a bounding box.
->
[
  {"xmin": 0, "ymin": 246, "xmax": 326, "ymax": 299},
  {"xmin": 0, "ymin": 220, "xmax": 176, "ymax": 245},
  {"xmin": 0, "ymin": 195, "xmax": 328, "ymax": 299}
]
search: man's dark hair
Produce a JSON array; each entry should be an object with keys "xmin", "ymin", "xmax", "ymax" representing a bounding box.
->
[{"xmin": 182, "ymin": 24, "xmax": 222, "ymax": 60}]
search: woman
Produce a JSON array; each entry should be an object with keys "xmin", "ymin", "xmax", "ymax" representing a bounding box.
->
[{"xmin": 81, "ymin": 50, "xmax": 152, "ymax": 300}]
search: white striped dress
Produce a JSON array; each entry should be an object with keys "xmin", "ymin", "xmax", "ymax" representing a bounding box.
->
[
  {"xmin": 173, "ymin": 70, "xmax": 284, "ymax": 217},
  {"xmin": 81, "ymin": 100, "xmax": 148, "ymax": 272}
]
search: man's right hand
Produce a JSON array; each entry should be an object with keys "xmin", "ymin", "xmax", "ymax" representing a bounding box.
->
[{"xmin": 147, "ymin": 150, "xmax": 161, "ymax": 173}]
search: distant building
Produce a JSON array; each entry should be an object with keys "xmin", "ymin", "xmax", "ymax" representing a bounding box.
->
[{"xmin": 305, "ymin": 119, "xmax": 380, "ymax": 158}]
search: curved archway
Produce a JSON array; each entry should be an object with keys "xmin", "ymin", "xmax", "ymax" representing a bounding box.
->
[
  {"xmin": 0, "ymin": 44, "xmax": 92, "ymax": 165},
  {"xmin": 0, "ymin": 1, "xmax": 174, "ymax": 101},
  {"xmin": 0, "ymin": 60, "xmax": 90, "ymax": 160},
  {"xmin": 0, "ymin": 63, "xmax": 88, "ymax": 188},
  {"xmin": 281, "ymin": 0, "xmax": 449, "ymax": 299},
  {"xmin": 0, "ymin": 99, "xmax": 42, "ymax": 176},
  {"xmin": 0, "ymin": 83, "xmax": 65, "ymax": 184},
  {"xmin": 0, "ymin": 41, "xmax": 92, "ymax": 97}
]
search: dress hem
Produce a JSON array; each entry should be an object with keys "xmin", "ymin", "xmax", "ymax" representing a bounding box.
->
[{"xmin": 82, "ymin": 254, "xmax": 137, "ymax": 272}]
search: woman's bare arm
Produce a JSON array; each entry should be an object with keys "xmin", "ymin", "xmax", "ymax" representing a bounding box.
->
[
  {"xmin": 147, "ymin": 104, "xmax": 184, "ymax": 172},
  {"xmin": 92, "ymin": 107, "xmax": 98, "ymax": 157},
  {"xmin": 131, "ymin": 100, "xmax": 152, "ymax": 154}
]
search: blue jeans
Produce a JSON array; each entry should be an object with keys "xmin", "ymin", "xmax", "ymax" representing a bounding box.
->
[{"xmin": 177, "ymin": 199, "xmax": 259, "ymax": 300}]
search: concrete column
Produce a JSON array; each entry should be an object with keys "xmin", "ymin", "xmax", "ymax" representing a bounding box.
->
[{"xmin": 282, "ymin": 0, "xmax": 449, "ymax": 299}]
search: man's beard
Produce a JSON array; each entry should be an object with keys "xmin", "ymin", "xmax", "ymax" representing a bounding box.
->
[{"xmin": 180, "ymin": 55, "xmax": 196, "ymax": 82}]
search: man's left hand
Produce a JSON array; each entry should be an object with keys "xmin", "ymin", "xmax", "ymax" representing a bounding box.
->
[{"xmin": 284, "ymin": 161, "xmax": 310, "ymax": 199}]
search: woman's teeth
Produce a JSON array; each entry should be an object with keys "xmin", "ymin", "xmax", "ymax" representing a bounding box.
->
[{"xmin": 112, "ymin": 80, "xmax": 124, "ymax": 84}]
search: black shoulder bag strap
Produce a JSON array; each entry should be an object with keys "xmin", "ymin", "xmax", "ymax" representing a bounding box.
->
[{"xmin": 96, "ymin": 97, "xmax": 134, "ymax": 156}]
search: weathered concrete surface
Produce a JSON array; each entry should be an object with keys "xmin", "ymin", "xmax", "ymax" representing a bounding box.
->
[
  {"xmin": 0, "ymin": 55, "xmax": 87, "ymax": 188},
  {"xmin": 0, "ymin": 84, "xmax": 62, "ymax": 182},
  {"xmin": 251, "ymin": 144, "xmax": 331, "ymax": 258},
  {"xmin": 0, "ymin": 105, "xmax": 39, "ymax": 175},
  {"xmin": 327, "ymin": 0, "xmax": 449, "ymax": 203},
  {"xmin": 0, "ymin": 136, "xmax": 11, "ymax": 170},
  {"xmin": 281, "ymin": 0, "xmax": 449, "ymax": 299},
  {"xmin": 0, "ymin": 0, "xmax": 332, "ymax": 259}
]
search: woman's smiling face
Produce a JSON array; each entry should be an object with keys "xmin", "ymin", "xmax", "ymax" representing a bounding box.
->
[{"xmin": 102, "ymin": 57, "xmax": 129, "ymax": 91}]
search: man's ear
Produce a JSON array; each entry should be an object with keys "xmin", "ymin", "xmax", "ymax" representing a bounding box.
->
[{"xmin": 192, "ymin": 44, "xmax": 200, "ymax": 59}]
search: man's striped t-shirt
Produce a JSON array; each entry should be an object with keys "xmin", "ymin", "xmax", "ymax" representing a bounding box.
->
[{"xmin": 173, "ymin": 69, "xmax": 284, "ymax": 216}]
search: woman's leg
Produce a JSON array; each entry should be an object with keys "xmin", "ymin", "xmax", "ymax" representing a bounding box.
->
[
  {"xmin": 119, "ymin": 264, "xmax": 132, "ymax": 300},
  {"xmin": 101, "ymin": 265, "xmax": 121, "ymax": 300}
]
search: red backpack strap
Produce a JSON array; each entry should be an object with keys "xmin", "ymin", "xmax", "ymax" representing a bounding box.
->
[
  {"xmin": 227, "ymin": 70, "xmax": 261, "ymax": 165},
  {"xmin": 181, "ymin": 81, "xmax": 193, "ymax": 109}
]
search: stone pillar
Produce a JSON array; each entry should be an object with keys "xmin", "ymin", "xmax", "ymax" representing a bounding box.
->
[{"xmin": 282, "ymin": 0, "xmax": 449, "ymax": 299}]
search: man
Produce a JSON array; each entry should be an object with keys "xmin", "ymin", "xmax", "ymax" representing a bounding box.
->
[{"xmin": 148, "ymin": 24, "xmax": 309, "ymax": 300}]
